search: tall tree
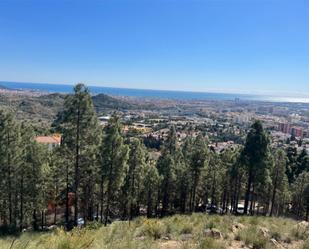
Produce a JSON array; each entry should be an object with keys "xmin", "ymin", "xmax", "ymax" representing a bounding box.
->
[
  {"xmin": 296, "ymin": 149, "xmax": 309, "ymax": 177},
  {"xmin": 291, "ymin": 171, "xmax": 309, "ymax": 218},
  {"xmin": 143, "ymin": 162, "xmax": 161, "ymax": 218},
  {"xmin": 101, "ymin": 115, "xmax": 129, "ymax": 226},
  {"xmin": 121, "ymin": 138, "xmax": 146, "ymax": 220},
  {"xmin": 303, "ymin": 184, "xmax": 309, "ymax": 221},
  {"xmin": 269, "ymin": 149, "xmax": 289, "ymax": 216},
  {"xmin": 53, "ymin": 83, "xmax": 100, "ymax": 226},
  {"xmin": 241, "ymin": 121, "xmax": 271, "ymax": 215},
  {"xmin": 286, "ymin": 146, "xmax": 298, "ymax": 183},
  {"xmin": 157, "ymin": 125, "xmax": 178, "ymax": 216},
  {"xmin": 0, "ymin": 110, "xmax": 20, "ymax": 228},
  {"xmin": 189, "ymin": 134, "xmax": 208, "ymax": 212}
]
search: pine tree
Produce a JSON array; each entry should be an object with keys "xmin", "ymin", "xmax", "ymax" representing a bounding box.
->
[
  {"xmin": 121, "ymin": 138, "xmax": 146, "ymax": 220},
  {"xmin": 157, "ymin": 125, "xmax": 179, "ymax": 216},
  {"xmin": 228, "ymin": 147, "xmax": 244, "ymax": 214},
  {"xmin": 269, "ymin": 149, "xmax": 289, "ymax": 216},
  {"xmin": 26, "ymin": 139, "xmax": 48, "ymax": 230},
  {"xmin": 296, "ymin": 149, "xmax": 309, "ymax": 177},
  {"xmin": 303, "ymin": 184, "xmax": 309, "ymax": 221},
  {"xmin": 220, "ymin": 147, "xmax": 238, "ymax": 213},
  {"xmin": 176, "ymin": 137, "xmax": 192, "ymax": 213},
  {"xmin": 291, "ymin": 171, "xmax": 309, "ymax": 218},
  {"xmin": 143, "ymin": 161, "xmax": 161, "ymax": 218},
  {"xmin": 286, "ymin": 146, "xmax": 298, "ymax": 183},
  {"xmin": 189, "ymin": 134, "xmax": 208, "ymax": 212},
  {"xmin": 241, "ymin": 121, "xmax": 271, "ymax": 215},
  {"xmin": 53, "ymin": 83, "xmax": 100, "ymax": 226},
  {"xmin": 206, "ymin": 150, "xmax": 222, "ymax": 209},
  {"xmin": 0, "ymin": 110, "xmax": 21, "ymax": 229},
  {"xmin": 101, "ymin": 115, "xmax": 129, "ymax": 225}
]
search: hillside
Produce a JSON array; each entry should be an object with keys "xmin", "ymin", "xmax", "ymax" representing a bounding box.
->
[
  {"xmin": 0, "ymin": 93, "xmax": 65, "ymax": 123},
  {"xmin": 92, "ymin": 93, "xmax": 136, "ymax": 111},
  {"xmin": 0, "ymin": 214, "xmax": 308, "ymax": 249},
  {"xmin": 0, "ymin": 92, "xmax": 141, "ymax": 123}
]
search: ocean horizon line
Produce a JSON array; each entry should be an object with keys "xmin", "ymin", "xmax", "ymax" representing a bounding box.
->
[{"xmin": 1, "ymin": 80, "xmax": 309, "ymax": 104}]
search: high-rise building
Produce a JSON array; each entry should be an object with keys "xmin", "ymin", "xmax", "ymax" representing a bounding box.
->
[
  {"xmin": 278, "ymin": 123, "xmax": 290, "ymax": 134},
  {"xmin": 291, "ymin": 127, "xmax": 303, "ymax": 138}
]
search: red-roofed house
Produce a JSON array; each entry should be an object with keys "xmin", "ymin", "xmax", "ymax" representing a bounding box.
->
[{"xmin": 35, "ymin": 134, "xmax": 61, "ymax": 150}]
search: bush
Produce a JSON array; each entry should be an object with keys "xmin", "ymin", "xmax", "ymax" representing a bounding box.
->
[
  {"xmin": 237, "ymin": 226, "xmax": 267, "ymax": 249},
  {"xmin": 86, "ymin": 221, "xmax": 102, "ymax": 230},
  {"xmin": 291, "ymin": 223, "xmax": 309, "ymax": 240},
  {"xmin": 301, "ymin": 239, "xmax": 309, "ymax": 249},
  {"xmin": 270, "ymin": 230, "xmax": 281, "ymax": 241},
  {"xmin": 40, "ymin": 228, "xmax": 96, "ymax": 249},
  {"xmin": 205, "ymin": 220, "xmax": 216, "ymax": 230},
  {"xmin": 180, "ymin": 223, "xmax": 194, "ymax": 235},
  {"xmin": 136, "ymin": 219, "xmax": 166, "ymax": 239},
  {"xmin": 197, "ymin": 237, "xmax": 225, "ymax": 249}
]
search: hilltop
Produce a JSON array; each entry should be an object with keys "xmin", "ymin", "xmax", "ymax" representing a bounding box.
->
[
  {"xmin": 0, "ymin": 92, "xmax": 145, "ymax": 124},
  {"xmin": 0, "ymin": 214, "xmax": 308, "ymax": 249}
]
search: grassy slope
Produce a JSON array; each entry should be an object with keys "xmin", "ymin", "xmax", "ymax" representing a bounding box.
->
[{"xmin": 1, "ymin": 214, "xmax": 308, "ymax": 249}]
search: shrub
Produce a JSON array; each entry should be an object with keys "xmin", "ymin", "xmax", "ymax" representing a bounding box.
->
[
  {"xmin": 301, "ymin": 239, "xmax": 309, "ymax": 249},
  {"xmin": 237, "ymin": 226, "xmax": 267, "ymax": 249},
  {"xmin": 205, "ymin": 220, "xmax": 216, "ymax": 230},
  {"xmin": 136, "ymin": 219, "xmax": 166, "ymax": 239},
  {"xmin": 291, "ymin": 224, "xmax": 309, "ymax": 240},
  {"xmin": 197, "ymin": 237, "xmax": 225, "ymax": 249},
  {"xmin": 180, "ymin": 223, "xmax": 194, "ymax": 235},
  {"xmin": 37, "ymin": 228, "xmax": 96, "ymax": 249},
  {"xmin": 270, "ymin": 231, "xmax": 281, "ymax": 241}
]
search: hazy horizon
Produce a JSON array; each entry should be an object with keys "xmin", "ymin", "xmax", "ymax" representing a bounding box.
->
[{"xmin": 3, "ymin": 80, "xmax": 309, "ymax": 103}]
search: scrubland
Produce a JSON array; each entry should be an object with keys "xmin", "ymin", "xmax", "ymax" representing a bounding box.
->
[{"xmin": 1, "ymin": 214, "xmax": 309, "ymax": 249}]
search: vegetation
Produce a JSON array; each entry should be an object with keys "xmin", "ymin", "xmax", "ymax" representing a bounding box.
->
[
  {"xmin": 0, "ymin": 214, "xmax": 308, "ymax": 249},
  {"xmin": 0, "ymin": 91, "xmax": 141, "ymax": 125},
  {"xmin": 1, "ymin": 83, "xmax": 309, "ymax": 247}
]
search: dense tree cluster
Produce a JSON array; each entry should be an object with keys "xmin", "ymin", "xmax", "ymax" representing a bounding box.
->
[{"xmin": 1, "ymin": 84, "xmax": 309, "ymax": 234}]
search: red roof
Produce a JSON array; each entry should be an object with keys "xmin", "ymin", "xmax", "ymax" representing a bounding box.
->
[{"xmin": 35, "ymin": 135, "xmax": 61, "ymax": 144}]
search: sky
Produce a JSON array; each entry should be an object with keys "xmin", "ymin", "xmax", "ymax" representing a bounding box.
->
[{"xmin": 0, "ymin": 0, "xmax": 309, "ymax": 95}]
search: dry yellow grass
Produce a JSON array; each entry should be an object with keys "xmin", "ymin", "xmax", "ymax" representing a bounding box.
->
[{"xmin": 0, "ymin": 214, "xmax": 308, "ymax": 249}]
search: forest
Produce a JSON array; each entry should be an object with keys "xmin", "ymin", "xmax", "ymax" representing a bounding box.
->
[{"xmin": 0, "ymin": 83, "xmax": 309, "ymax": 235}]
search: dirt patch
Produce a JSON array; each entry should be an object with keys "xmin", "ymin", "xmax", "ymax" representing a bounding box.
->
[{"xmin": 158, "ymin": 240, "xmax": 182, "ymax": 249}]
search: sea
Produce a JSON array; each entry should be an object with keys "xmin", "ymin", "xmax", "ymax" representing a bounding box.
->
[{"xmin": 1, "ymin": 81, "xmax": 309, "ymax": 103}]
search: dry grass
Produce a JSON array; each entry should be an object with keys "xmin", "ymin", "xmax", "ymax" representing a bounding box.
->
[{"xmin": 0, "ymin": 214, "xmax": 307, "ymax": 249}]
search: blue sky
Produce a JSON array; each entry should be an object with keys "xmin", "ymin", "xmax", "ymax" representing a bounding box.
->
[{"xmin": 0, "ymin": 0, "xmax": 309, "ymax": 95}]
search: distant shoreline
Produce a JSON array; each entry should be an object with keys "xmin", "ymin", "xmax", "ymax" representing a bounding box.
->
[{"xmin": 1, "ymin": 81, "xmax": 309, "ymax": 104}]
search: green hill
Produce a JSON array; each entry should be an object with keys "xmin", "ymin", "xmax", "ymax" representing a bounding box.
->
[
  {"xmin": 92, "ymin": 93, "xmax": 135, "ymax": 111},
  {"xmin": 0, "ymin": 92, "xmax": 140, "ymax": 123}
]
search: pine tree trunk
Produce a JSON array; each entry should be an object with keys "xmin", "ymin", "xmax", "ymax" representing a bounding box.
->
[
  {"xmin": 147, "ymin": 187, "xmax": 153, "ymax": 217},
  {"xmin": 65, "ymin": 162, "xmax": 70, "ymax": 229},
  {"xmin": 41, "ymin": 210, "xmax": 44, "ymax": 230},
  {"xmin": 20, "ymin": 174, "xmax": 24, "ymax": 231},
  {"xmin": 100, "ymin": 174, "xmax": 104, "ymax": 223},
  {"xmin": 270, "ymin": 166, "xmax": 279, "ymax": 216},
  {"xmin": 33, "ymin": 209, "xmax": 38, "ymax": 231},
  {"xmin": 244, "ymin": 171, "xmax": 252, "ymax": 215},
  {"xmin": 54, "ymin": 184, "xmax": 58, "ymax": 224},
  {"xmin": 7, "ymin": 131, "xmax": 12, "ymax": 225},
  {"xmin": 74, "ymin": 104, "xmax": 81, "ymax": 227}
]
